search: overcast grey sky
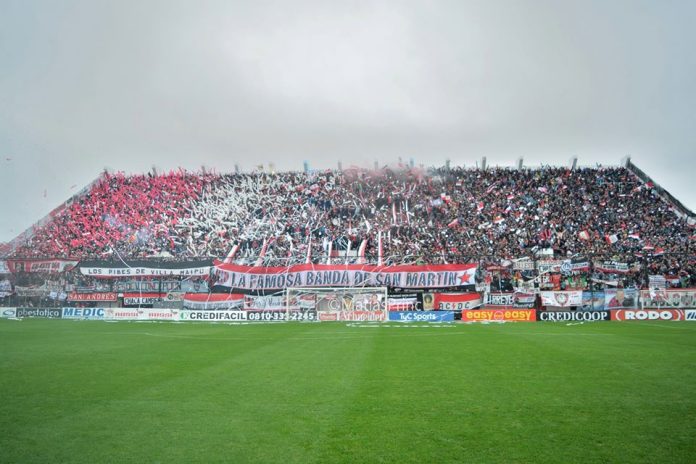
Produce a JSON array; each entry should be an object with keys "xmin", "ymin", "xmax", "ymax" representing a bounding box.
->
[{"xmin": 1, "ymin": 0, "xmax": 694, "ymax": 243}]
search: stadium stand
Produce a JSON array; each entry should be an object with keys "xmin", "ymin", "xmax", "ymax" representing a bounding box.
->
[
  {"xmin": 8, "ymin": 164, "xmax": 694, "ymax": 263},
  {"xmin": 1, "ymin": 163, "xmax": 693, "ymax": 311}
]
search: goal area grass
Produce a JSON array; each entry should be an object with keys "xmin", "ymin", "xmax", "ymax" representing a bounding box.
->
[{"xmin": 1, "ymin": 319, "xmax": 694, "ymax": 463}]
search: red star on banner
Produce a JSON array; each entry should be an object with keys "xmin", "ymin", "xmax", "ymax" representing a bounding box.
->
[{"xmin": 459, "ymin": 270, "xmax": 474, "ymax": 285}]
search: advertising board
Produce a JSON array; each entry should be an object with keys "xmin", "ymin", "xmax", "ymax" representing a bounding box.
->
[
  {"xmin": 611, "ymin": 309, "xmax": 685, "ymax": 321},
  {"xmin": 247, "ymin": 310, "xmax": 316, "ymax": 322},
  {"xmin": 388, "ymin": 311, "xmax": 454, "ymax": 322},
  {"xmin": 178, "ymin": 310, "xmax": 316, "ymax": 322},
  {"xmin": 537, "ymin": 311, "xmax": 610, "ymax": 321},
  {"xmin": 318, "ymin": 311, "xmax": 386, "ymax": 322},
  {"xmin": 1, "ymin": 307, "xmax": 16, "ymax": 318},
  {"xmin": 15, "ymin": 308, "xmax": 62, "ymax": 318},
  {"xmin": 179, "ymin": 310, "xmax": 248, "ymax": 321},
  {"xmin": 461, "ymin": 309, "xmax": 535, "ymax": 322},
  {"xmin": 104, "ymin": 309, "xmax": 140, "ymax": 320},
  {"xmin": 61, "ymin": 308, "xmax": 105, "ymax": 320}
]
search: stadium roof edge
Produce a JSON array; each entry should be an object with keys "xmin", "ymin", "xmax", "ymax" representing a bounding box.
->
[{"xmin": 626, "ymin": 160, "xmax": 695, "ymax": 221}]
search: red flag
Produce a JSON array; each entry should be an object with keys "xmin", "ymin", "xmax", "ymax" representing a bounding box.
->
[{"xmin": 605, "ymin": 234, "xmax": 618, "ymax": 245}]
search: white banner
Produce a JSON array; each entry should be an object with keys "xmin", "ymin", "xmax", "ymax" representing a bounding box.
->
[
  {"xmin": 0, "ymin": 279, "xmax": 12, "ymax": 294},
  {"xmin": 244, "ymin": 294, "xmax": 287, "ymax": 310},
  {"xmin": 213, "ymin": 262, "xmax": 477, "ymax": 290},
  {"xmin": 484, "ymin": 292, "xmax": 536, "ymax": 308},
  {"xmin": 183, "ymin": 293, "xmax": 244, "ymax": 310},
  {"xmin": 540, "ymin": 291, "xmax": 583, "ymax": 307},
  {"xmin": 0, "ymin": 260, "xmax": 9, "ymax": 274},
  {"xmin": 594, "ymin": 261, "xmax": 631, "ymax": 274},
  {"xmin": 639, "ymin": 289, "xmax": 696, "ymax": 309}
]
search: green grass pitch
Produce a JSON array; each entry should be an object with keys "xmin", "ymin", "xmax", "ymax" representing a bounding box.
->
[{"xmin": 1, "ymin": 319, "xmax": 694, "ymax": 463}]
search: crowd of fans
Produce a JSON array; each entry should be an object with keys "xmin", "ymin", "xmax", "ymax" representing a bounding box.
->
[
  {"xmin": 12, "ymin": 171, "xmax": 209, "ymax": 259},
  {"xmin": 7, "ymin": 165, "xmax": 694, "ymax": 275}
]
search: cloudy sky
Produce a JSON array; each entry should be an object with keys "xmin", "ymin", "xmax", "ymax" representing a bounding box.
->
[{"xmin": 1, "ymin": 0, "xmax": 694, "ymax": 243}]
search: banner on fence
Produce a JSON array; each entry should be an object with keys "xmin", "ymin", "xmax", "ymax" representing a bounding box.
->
[
  {"xmin": 244, "ymin": 294, "xmax": 287, "ymax": 310},
  {"xmin": 537, "ymin": 311, "xmax": 610, "ymax": 321},
  {"xmin": 581, "ymin": 291, "xmax": 605, "ymax": 310},
  {"xmin": 537, "ymin": 259, "xmax": 590, "ymax": 274},
  {"xmin": 604, "ymin": 288, "xmax": 638, "ymax": 309},
  {"xmin": 686, "ymin": 310, "xmax": 696, "ymax": 321},
  {"xmin": 388, "ymin": 311, "xmax": 454, "ymax": 322},
  {"xmin": 484, "ymin": 292, "xmax": 535, "ymax": 309},
  {"xmin": 461, "ymin": 309, "xmax": 536, "ymax": 322},
  {"xmin": 0, "ymin": 279, "xmax": 12, "ymax": 298},
  {"xmin": 540, "ymin": 291, "xmax": 583, "ymax": 307},
  {"xmin": 79, "ymin": 259, "xmax": 212, "ymax": 277},
  {"xmin": 8, "ymin": 259, "xmax": 78, "ymax": 274},
  {"xmin": 112, "ymin": 279, "xmax": 210, "ymax": 293},
  {"xmin": 183, "ymin": 293, "xmax": 244, "ymax": 310},
  {"xmin": 611, "ymin": 309, "xmax": 685, "ymax": 321},
  {"xmin": 213, "ymin": 262, "xmax": 477, "ymax": 290},
  {"xmin": 594, "ymin": 261, "xmax": 631, "ymax": 274},
  {"xmin": 15, "ymin": 281, "xmax": 63, "ymax": 297},
  {"xmin": 512, "ymin": 259, "xmax": 534, "ymax": 271},
  {"xmin": 123, "ymin": 293, "xmax": 161, "ymax": 306},
  {"xmin": 435, "ymin": 292, "xmax": 481, "ymax": 310},
  {"xmin": 67, "ymin": 292, "xmax": 117, "ymax": 302},
  {"xmin": 639, "ymin": 289, "xmax": 696, "ymax": 309},
  {"xmin": 387, "ymin": 294, "xmax": 420, "ymax": 311}
]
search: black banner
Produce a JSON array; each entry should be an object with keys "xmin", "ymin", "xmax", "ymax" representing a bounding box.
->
[
  {"xmin": 537, "ymin": 311, "xmax": 610, "ymax": 322},
  {"xmin": 79, "ymin": 259, "xmax": 212, "ymax": 277},
  {"xmin": 16, "ymin": 308, "xmax": 62, "ymax": 318}
]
